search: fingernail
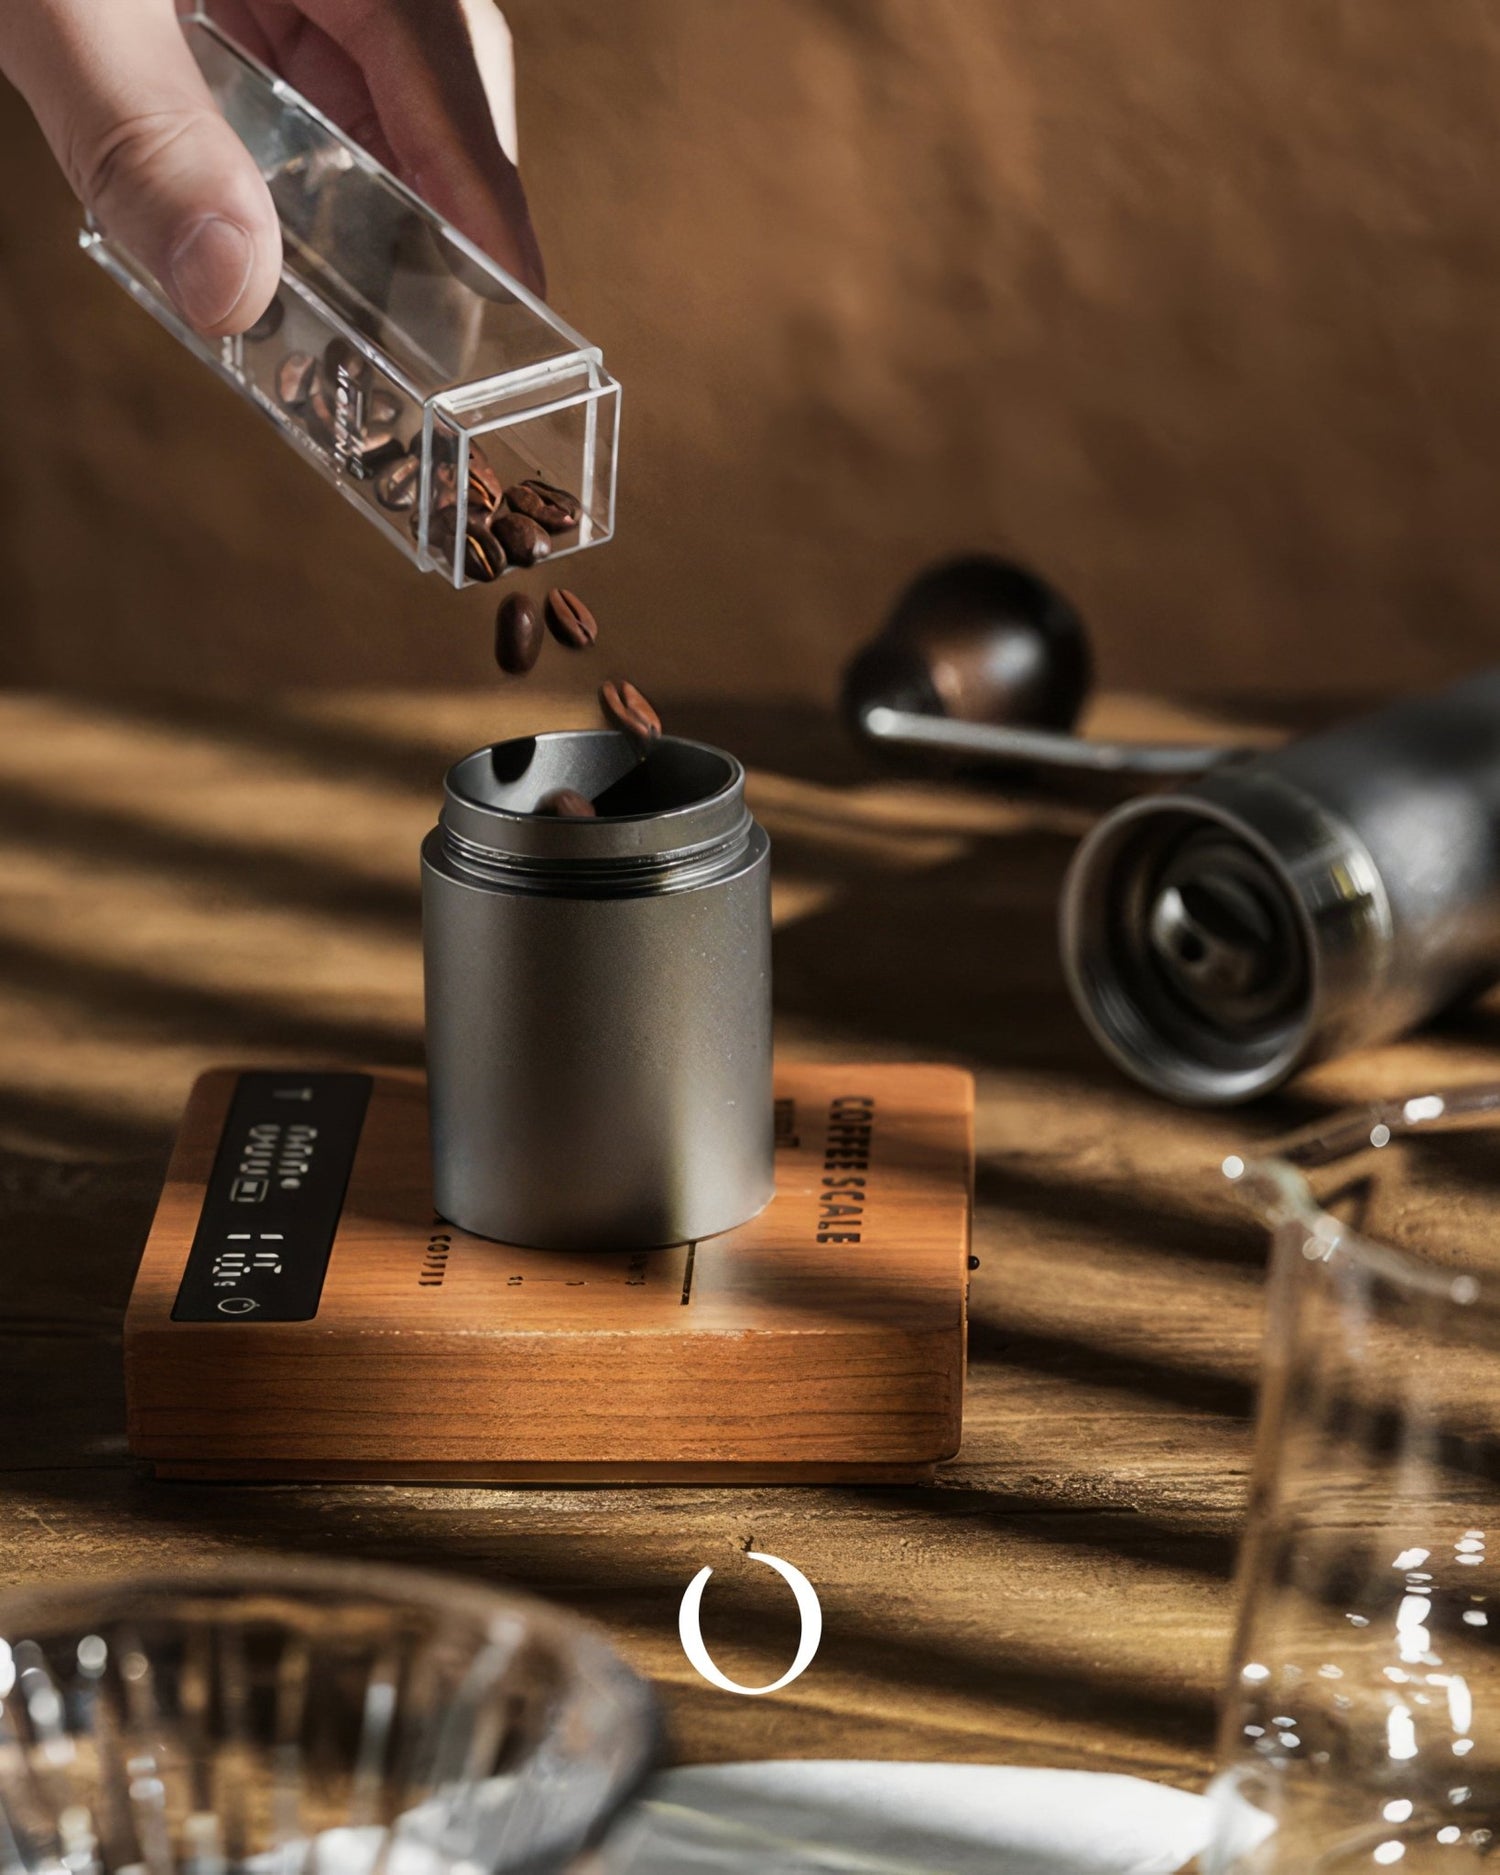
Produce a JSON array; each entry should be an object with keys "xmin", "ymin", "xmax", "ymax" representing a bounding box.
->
[{"xmin": 168, "ymin": 214, "xmax": 254, "ymax": 331}]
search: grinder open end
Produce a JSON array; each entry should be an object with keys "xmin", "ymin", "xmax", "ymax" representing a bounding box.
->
[
  {"xmin": 1062, "ymin": 671, "xmax": 1500, "ymax": 1104},
  {"xmin": 1060, "ymin": 779, "xmax": 1388, "ymax": 1105}
]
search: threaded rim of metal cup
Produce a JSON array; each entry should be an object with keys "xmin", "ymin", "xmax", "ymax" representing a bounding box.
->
[{"xmin": 440, "ymin": 730, "xmax": 753, "ymax": 869}]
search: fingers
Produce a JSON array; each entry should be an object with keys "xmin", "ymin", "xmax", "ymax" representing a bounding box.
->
[
  {"xmin": 464, "ymin": 0, "xmax": 520, "ymax": 167},
  {"xmin": 198, "ymin": 0, "xmax": 277, "ymax": 65},
  {"xmin": 269, "ymin": 0, "xmax": 545, "ymax": 294},
  {"xmin": 226, "ymin": 3, "xmax": 402, "ymax": 171},
  {"xmin": 0, "ymin": 0, "xmax": 281, "ymax": 335}
]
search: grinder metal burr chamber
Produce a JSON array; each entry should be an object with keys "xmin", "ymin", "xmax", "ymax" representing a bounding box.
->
[
  {"xmin": 1062, "ymin": 671, "xmax": 1500, "ymax": 1104},
  {"xmin": 422, "ymin": 731, "xmax": 774, "ymax": 1247}
]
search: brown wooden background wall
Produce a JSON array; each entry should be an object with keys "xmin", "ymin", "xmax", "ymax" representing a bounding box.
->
[{"xmin": 1, "ymin": 0, "xmax": 1499, "ymax": 705}]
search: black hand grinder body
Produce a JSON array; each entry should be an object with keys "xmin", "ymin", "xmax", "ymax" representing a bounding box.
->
[{"xmin": 843, "ymin": 556, "xmax": 1500, "ymax": 1105}]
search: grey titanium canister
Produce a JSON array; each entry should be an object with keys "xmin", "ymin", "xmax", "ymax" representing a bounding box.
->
[
  {"xmin": 1060, "ymin": 669, "xmax": 1500, "ymax": 1106},
  {"xmin": 421, "ymin": 730, "xmax": 774, "ymax": 1248}
]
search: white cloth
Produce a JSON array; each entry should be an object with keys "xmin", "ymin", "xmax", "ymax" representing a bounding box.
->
[{"xmin": 597, "ymin": 1762, "xmax": 1211, "ymax": 1874}]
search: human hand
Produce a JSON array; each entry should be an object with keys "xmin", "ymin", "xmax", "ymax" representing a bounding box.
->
[{"xmin": 0, "ymin": 0, "xmax": 544, "ymax": 338}]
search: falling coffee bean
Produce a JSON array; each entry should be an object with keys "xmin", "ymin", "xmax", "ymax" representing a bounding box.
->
[
  {"xmin": 493, "ymin": 511, "xmax": 552, "ymax": 568},
  {"xmin": 544, "ymin": 589, "xmax": 598, "ymax": 649},
  {"xmin": 522, "ymin": 478, "xmax": 583, "ymax": 526},
  {"xmin": 599, "ymin": 680, "xmax": 662, "ymax": 756},
  {"xmin": 245, "ymin": 296, "xmax": 285, "ymax": 343},
  {"xmin": 504, "ymin": 481, "xmax": 575, "ymax": 533},
  {"xmin": 537, "ymin": 788, "xmax": 598, "ymax": 819},
  {"xmin": 495, "ymin": 594, "xmax": 544, "ymax": 674},
  {"xmin": 374, "ymin": 454, "xmax": 421, "ymax": 511},
  {"xmin": 276, "ymin": 352, "xmax": 317, "ymax": 409}
]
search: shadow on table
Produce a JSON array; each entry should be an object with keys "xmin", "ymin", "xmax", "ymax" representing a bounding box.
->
[
  {"xmin": 655, "ymin": 698, "xmax": 872, "ymax": 790},
  {"xmin": 0, "ymin": 686, "xmax": 1349, "ymax": 1775},
  {"xmin": 14, "ymin": 1464, "xmax": 1219, "ymax": 1761},
  {"xmin": 0, "ymin": 925, "xmax": 423, "ymax": 1073},
  {"xmin": 1180, "ymin": 690, "xmax": 1373, "ymax": 739},
  {"xmin": 82, "ymin": 692, "xmax": 878, "ymax": 797},
  {"xmin": 975, "ymin": 1158, "xmax": 1268, "ymax": 1272},
  {"xmin": 967, "ymin": 1318, "xmax": 1255, "ymax": 1426},
  {"xmin": 0, "ymin": 774, "xmax": 419, "ymax": 937},
  {"xmin": 771, "ymin": 832, "xmax": 1104, "ymax": 1077},
  {"xmin": 78, "ymin": 689, "xmax": 459, "ymax": 796}
]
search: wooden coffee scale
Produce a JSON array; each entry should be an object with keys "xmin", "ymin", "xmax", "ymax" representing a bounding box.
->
[{"xmin": 124, "ymin": 1062, "xmax": 974, "ymax": 1483}]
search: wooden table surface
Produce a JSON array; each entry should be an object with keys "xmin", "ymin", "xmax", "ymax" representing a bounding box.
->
[{"xmin": 2, "ymin": 684, "xmax": 1493, "ymax": 1787}]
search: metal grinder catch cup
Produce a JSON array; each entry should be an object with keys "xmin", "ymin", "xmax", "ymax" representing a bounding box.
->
[
  {"xmin": 422, "ymin": 731, "xmax": 774, "ymax": 1247},
  {"xmin": 1061, "ymin": 671, "xmax": 1500, "ymax": 1105}
]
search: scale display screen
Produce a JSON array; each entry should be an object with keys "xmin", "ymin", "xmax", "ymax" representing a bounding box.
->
[{"xmin": 172, "ymin": 1072, "xmax": 372, "ymax": 1322}]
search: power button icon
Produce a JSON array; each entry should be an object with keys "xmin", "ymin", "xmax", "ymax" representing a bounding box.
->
[{"xmin": 217, "ymin": 1296, "xmax": 259, "ymax": 1315}]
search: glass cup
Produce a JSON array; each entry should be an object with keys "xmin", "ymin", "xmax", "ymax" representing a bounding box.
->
[
  {"xmin": 1206, "ymin": 1082, "xmax": 1500, "ymax": 1873},
  {"xmin": 0, "ymin": 1555, "xmax": 657, "ymax": 1875}
]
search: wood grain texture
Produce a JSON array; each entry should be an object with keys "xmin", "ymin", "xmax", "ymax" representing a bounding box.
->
[
  {"xmin": 125, "ymin": 1063, "xmax": 972, "ymax": 1478},
  {"xmin": 11, "ymin": 687, "xmax": 1490, "ymax": 1782}
]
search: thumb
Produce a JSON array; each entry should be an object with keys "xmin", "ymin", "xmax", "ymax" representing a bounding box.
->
[{"xmin": 0, "ymin": 0, "xmax": 281, "ymax": 335}]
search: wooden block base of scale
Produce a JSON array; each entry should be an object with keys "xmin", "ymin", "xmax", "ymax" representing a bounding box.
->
[{"xmin": 124, "ymin": 1061, "xmax": 973, "ymax": 1484}]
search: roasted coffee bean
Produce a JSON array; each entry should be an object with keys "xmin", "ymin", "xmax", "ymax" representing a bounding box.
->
[
  {"xmin": 544, "ymin": 588, "xmax": 598, "ymax": 649},
  {"xmin": 522, "ymin": 478, "xmax": 583, "ymax": 525},
  {"xmin": 493, "ymin": 510, "xmax": 552, "ymax": 568},
  {"xmin": 350, "ymin": 429, "xmax": 404, "ymax": 478},
  {"xmin": 504, "ymin": 481, "xmax": 575, "ymax": 533},
  {"xmin": 303, "ymin": 383, "xmax": 338, "ymax": 447},
  {"xmin": 245, "ymin": 296, "xmax": 284, "ymax": 343},
  {"xmin": 322, "ymin": 336, "xmax": 372, "ymax": 392},
  {"xmin": 367, "ymin": 387, "xmax": 402, "ymax": 427},
  {"xmin": 436, "ymin": 457, "xmax": 498, "ymax": 512},
  {"xmin": 495, "ymin": 594, "xmax": 544, "ymax": 674},
  {"xmin": 537, "ymin": 789, "xmax": 597, "ymax": 819},
  {"xmin": 314, "ymin": 354, "xmax": 368, "ymax": 437},
  {"xmin": 276, "ymin": 351, "xmax": 317, "ymax": 409},
  {"xmin": 306, "ymin": 378, "xmax": 370, "ymax": 449},
  {"xmin": 599, "ymin": 680, "xmax": 662, "ymax": 755},
  {"xmin": 374, "ymin": 454, "xmax": 421, "ymax": 511},
  {"xmin": 432, "ymin": 507, "xmax": 506, "ymax": 581},
  {"xmin": 411, "ymin": 428, "xmax": 458, "ymax": 465},
  {"xmin": 464, "ymin": 520, "xmax": 506, "ymax": 582},
  {"xmin": 467, "ymin": 449, "xmax": 503, "ymax": 513}
]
